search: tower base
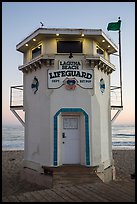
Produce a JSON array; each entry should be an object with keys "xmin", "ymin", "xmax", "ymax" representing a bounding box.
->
[
  {"xmin": 96, "ymin": 165, "xmax": 116, "ymax": 183},
  {"xmin": 20, "ymin": 164, "xmax": 116, "ymax": 188}
]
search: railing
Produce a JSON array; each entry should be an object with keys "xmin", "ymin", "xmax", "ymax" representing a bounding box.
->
[
  {"xmin": 10, "ymin": 85, "xmax": 122, "ymax": 109},
  {"xmin": 10, "ymin": 85, "xmax": 23, "ymax": 108},
  {"xmin": 110, "ymin": 86, "xmax": 123, "ymax": 108}
]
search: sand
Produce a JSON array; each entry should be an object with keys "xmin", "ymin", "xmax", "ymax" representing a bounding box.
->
[
  {"xmin": 2, "ymin": 149, "xmax": 135, "ymax": 198},
  {"xmin": 113, "ymin": 149, "xmax": 135, "ymax": 179}
]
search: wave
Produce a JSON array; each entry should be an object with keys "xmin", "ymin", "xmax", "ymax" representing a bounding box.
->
[
  {"xmin": 112, "ymin": 133, "xmax": 135, "ymax": 137},
  {"xmin": 112, "ymin": 142, "xmax": 135, "ymax": 146},
  {"xmin": 2, "ymin": 125, "xmax": 135, "ymax": 150}
]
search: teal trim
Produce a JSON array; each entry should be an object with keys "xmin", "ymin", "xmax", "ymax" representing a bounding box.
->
[{"xmin": 53, "ymin": 108, "xmax": 90, "ymax": 166}]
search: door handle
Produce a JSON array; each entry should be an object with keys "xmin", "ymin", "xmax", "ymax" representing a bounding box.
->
[{"xmin": 62, "ymin": 133, "xmax": 66, "ymax": 138}]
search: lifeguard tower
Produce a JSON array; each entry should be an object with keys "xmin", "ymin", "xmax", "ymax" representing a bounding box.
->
[{"xmin": 10, "ymin": 27, "xmax": 123, "ymax": 183}]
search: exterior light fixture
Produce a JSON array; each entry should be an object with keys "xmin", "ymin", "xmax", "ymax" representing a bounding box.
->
[
  {"xmin": 25, "ymin": 44, "xmax": 28, "ymax": 46},
  {"xmin": 56, "ymin": 33, "xmax": 59, "ymax": 36},
  {"xmin": 108, "ymin": 45, "xmax": 110, "ymax": 48},
  {"xmin": 81, "ymin": 33, "xmax": 84, "ymax": 37},
  {"xmin": 102, "ymin": 40, "xmax": 105, "ymax": 42},
  {"xmin": 33, "ymin": 38, "xmax": 36, "ymax": 41}
]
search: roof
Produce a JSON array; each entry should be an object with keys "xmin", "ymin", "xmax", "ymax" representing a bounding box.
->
[{"xmin": 16, "ymin": 28, "xmax": 118, "ymax": 54}]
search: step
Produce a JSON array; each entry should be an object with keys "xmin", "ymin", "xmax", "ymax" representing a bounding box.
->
[
  {"xmin": 42, "ymin": 165, "xmax": 97, "ymax": 176},
  {"xmin": 41, "ymin": 165, "xmax": 101, "ymax": 186},
  {"xmin": 53, "ymin": 174, "xmax": 102, "ymax": 186}
]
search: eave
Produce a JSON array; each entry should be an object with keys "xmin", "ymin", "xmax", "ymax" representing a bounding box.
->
[{"xmin": 16, "ymin": 28, "xmax": 118, "ymax": 54}]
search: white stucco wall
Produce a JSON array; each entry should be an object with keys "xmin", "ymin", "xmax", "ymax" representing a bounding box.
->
[
  {"xmin": 83, "ymin": 38, "xmax": 93, "ymax": 55},
  {"xmin": 23, "ymin": 61, "xmax": 112, "ymax": 168},
  {"xmin": 50, "ymin": 85, "xmax": 93, "ymax": 165},
  {"xmin": 23, "ymin": 66, "xmax": 52, "ymax": 166},
  {"xmin": 91, "ymin": 67, "xmax": 112, "ymax": 168},
  {"xmin": 22, "ymin": 36, "xmax": 113, "ymax": 169}
]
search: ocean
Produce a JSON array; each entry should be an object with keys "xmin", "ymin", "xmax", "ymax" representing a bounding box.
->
[{"xmin": 2, "ymin": 124, "xmax": 135, "ymax": 151}]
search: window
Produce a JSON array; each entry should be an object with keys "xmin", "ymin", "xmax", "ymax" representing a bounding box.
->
[
  {"xmin": 96, "ymin": 46, "xmax": 104, "ymax": 56},
  {"xmin": 63, "ymin": 118, "xmax": 78, "ymax": 129},
  {"xmin": 32, "ymin": 45, "xmax": 42, "ymax": 59},
  {"xmin": 57, "ymin": 41, "xmax": 82, "ymax": 53}
]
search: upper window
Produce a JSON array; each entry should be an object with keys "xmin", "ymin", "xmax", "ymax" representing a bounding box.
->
[
  {"xmin": 32, "ymin": 45, "xmax": 42, "ymax": 59},
  {"xmin": 57, "ymin": 41, "xmax": 82, "ymax": 53},
  {"xmin": 96, "ymin": 46, "xmax": 104, "ymax": 56}
]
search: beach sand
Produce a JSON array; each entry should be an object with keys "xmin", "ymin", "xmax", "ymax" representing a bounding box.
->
[
  {"xmin": 2, "ymin": 149, "xmax": 135, "ymax": 198},
  {"xmin": 113, "ymin": 149, "xmax": 135, "ymax": 180}
]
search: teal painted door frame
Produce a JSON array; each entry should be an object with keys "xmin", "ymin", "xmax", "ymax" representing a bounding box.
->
[{"xmin": 53, "ymin": 108, "xmax": 90, "ymax": 166}]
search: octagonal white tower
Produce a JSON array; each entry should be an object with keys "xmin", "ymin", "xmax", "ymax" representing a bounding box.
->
[{"xmin": 10, "ymin": 27, "xmax": 121, "ymax": 181}]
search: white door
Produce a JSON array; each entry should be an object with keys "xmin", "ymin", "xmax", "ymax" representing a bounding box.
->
[{"xmin": 62, "ymin": 116, "xmax": 80, "ymax": 164}]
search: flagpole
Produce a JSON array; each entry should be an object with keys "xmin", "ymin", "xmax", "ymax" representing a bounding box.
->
[{"xmin": 118, "ymin": 17, "xmax": 123, "ymax": 107}]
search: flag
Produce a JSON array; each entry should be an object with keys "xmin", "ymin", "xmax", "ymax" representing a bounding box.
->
[{"xmin": 107, "ymin": 20, "xmax": 121, "ymax": 31}]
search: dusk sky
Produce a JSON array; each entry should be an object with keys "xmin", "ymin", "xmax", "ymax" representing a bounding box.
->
[{"xmin": 2, "ymin": 2, "xmax": 135, "ymax": 126}]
